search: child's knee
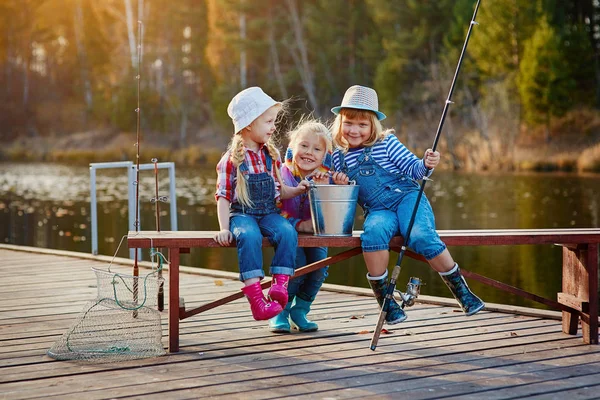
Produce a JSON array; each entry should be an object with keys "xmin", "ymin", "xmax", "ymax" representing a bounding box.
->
[
  {"xmin": 269, "ymin": 222, "xmax": 297, "ymax": 248},
  {"xmin": 234, "ymin": 224, "xmax": 262, "ymax": 245},
  {"xmin": 361, "ymin": 221, "xmax": 395, "ymax": 251},
  {"xmin": 408, "ymin": 227, "xmax": 445, "ymax": 259},
  {"xmin": 361, "ymin": 230, "xmax": 392, "ymax": 252},
  {"xmin": 279, "ymin": 221, "xmax": 297, "ymax": 241}
]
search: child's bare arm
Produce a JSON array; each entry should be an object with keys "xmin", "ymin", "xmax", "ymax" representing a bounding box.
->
[
  {"xmin": 280, "ymin": 180, "xmax": 310, "ymax": 199},
  {"xmin": 214, "ymin": 197, "xmax": 233, "ymax": 246}
]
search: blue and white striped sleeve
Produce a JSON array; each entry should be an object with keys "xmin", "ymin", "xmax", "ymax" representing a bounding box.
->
[{"xmin": 385, "ymin": 135, "xmax": 429, "ymax": 180}]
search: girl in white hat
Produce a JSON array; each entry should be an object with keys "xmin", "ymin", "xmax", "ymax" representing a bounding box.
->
[
  {"xmin": 329, "ymin": 85, "xmax": 484, "ymax": 324},
  {"xmin": 269, "ymin": 119, "xmax": 333, "ymax": 333},
  {"xmin": 214, "ymin": 87, "xmax": 308, "ymax": 321}
]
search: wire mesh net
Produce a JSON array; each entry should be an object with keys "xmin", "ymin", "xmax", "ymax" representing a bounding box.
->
[{"xmin": 48, "ymin": 267, "xmax": 165, "ymax": 362}]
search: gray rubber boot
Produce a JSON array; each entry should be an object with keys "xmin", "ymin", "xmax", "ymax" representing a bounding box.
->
[
  {"xmin": 367, "ymin": 271, "xmax": 407, "ymax": 324},
  {"xmin": 439, "ymin": 264, "xmax": 485, "ymax": 316}
]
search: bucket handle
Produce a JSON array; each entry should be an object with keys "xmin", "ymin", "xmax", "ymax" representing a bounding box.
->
[{"xmin": 306, "ymin": 172, "xmax": 356, "ymax": 186}]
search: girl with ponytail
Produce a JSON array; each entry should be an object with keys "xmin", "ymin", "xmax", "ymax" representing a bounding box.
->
[{"xmin": 214, "ymin": 87, "xmax": 308, "ymax": 321}]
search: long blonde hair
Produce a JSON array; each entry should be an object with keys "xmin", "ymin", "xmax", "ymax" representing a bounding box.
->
[
  {"xmin": 331, "ymin": 108, "xmax": 391, "ymax": 152},
  {"xmin": 227, "ymin": 104, "xmax": 285, "ymax": 208}
]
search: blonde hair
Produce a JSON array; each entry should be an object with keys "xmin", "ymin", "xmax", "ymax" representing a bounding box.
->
[
  {"xmin": 227, "ymin": 104, "xmax": 286, "ymax": 208},
  {"xmin": 287, "ymin": 119, "xmax": 332, "ymax": 154},
  {"xmin": 331, "ymin": 108, "xmax": 391, "ymax": 152}
]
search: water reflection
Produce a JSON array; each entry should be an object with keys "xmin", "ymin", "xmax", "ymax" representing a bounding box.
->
[{"xmin": 1, "ymin": 162, "xmax": 598, "ymax": 309}]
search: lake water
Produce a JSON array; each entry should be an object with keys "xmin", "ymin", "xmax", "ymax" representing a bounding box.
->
[{"xmin": 1, "ymin": 162, "xmax": 599, "ymax": 309}]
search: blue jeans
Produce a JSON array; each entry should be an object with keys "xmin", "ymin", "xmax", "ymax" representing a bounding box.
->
[
  {"xmin": 230, "ymin": 212, "xmax": 297, "ymax": 281},
  {"xmin": 361, "ymin": 191, "xmax": 446, "ymax": 260},
  {"xmin": 288, "ymin": 247, "xmax": 329, "ymax": 302}
]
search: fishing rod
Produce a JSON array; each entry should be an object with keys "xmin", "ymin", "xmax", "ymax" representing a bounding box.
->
[
  {"xmin": 151, "ymin": 157, "xmax": 165, "ymax": 311},
  {"xmin": 370, "ymin": 0, "xmax": 482, "ymax": 351},
  {"xmin": 133, "ymin": 20, "xmax": 143, "ymax": 315}
]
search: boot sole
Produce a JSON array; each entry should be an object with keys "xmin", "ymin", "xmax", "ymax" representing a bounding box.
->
[
  {"xmin": 270, "ymin": 327, "xmax": 291, "ymax": 334},
  {"xmin": 291, "ymin": 326, "xmax": 318, "ymax": 332},
  {"xmin": 386, "ymin": 315, "xmax": 407, "ymax": 325},
  {"xmin": 289, "ymin": 320, "xmax": 318, "ymax": 332},
  {"xmin": 465, "ymin": 302, "xmax": 485, "ymax": 316}
]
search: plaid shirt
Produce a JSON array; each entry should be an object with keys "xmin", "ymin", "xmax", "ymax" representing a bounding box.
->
[{"xmin": 215, "ymin": 145, "xmax": 282, "ymax": 203}]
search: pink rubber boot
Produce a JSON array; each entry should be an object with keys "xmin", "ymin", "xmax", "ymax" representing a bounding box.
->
[
  {"xmin": 268, "ymin": 274, "xmax": 290, "ymax": 308},
  {"xmin": 242, "ymin": 282, "xmax": 283, "ymax": 321}
]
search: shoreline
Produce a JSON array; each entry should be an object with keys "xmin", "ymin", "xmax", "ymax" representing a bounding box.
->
[{"xmin": 2, "ymin": 129, "xmax": 600, "ymax": 173}]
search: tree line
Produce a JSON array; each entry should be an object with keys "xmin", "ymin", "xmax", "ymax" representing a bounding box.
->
[{"xmin": 1, "ymin": 0, "xmax": 598, "ymax": 168}]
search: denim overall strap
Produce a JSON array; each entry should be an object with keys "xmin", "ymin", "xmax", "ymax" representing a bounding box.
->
[
  {"xmin": 338, "ymin": 147, "xmax": 371, "ymax": 174},
  {"xmin": 236, "ymin": 148, "xmax": 272, "ymax": 174},
  {"xmin": 356, "ymin": 146, "xmax": 373, "ymax": 163},
  {"xmin": 238, "ymin": 161, "xmax": 249, "ymax": 175},
  {"xmin": 265, "ymin": 150, "xmax": 273, "ymax": 171},
  {"xmin": 338, "ymin": 151, "xmax": 348, "ymax": 174}
]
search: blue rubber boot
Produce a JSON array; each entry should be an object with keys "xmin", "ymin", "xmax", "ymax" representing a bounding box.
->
[
  {"xmin": 367, "ymin": 272, "xmax": 407, "ymax": 325},
  {"xmin": 439, "ymin": 263, "xmax": 485, "ymax": 316},
  {"xmin": 269, "ymin": 301, "xmax": 291, "ymax": 333},
  {"xmin": 289, "ymin": 297, "xmax": 319, "ymax": 332}
]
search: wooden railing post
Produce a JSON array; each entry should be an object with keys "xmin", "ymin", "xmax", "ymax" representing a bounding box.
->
[
  {"xmin": 168, "ymin": 247, "xmax": 180, "ymax": 352},
  {"xmin": 559, "ymin": 244, "xmax": 599, "ymax": 344}
]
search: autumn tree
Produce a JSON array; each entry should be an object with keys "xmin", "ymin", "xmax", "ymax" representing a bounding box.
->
[{"xmin": 519, "ymin": 17, "xmax": 575, "ymax": 141}]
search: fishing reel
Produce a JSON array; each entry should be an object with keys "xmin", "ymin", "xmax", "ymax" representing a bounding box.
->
[{"xmin": 395, "ymin": 277, "xmax": 424, "ymax": 308}]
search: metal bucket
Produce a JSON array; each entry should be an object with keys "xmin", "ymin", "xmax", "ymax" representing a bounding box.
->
[{"xmin": 308, "ymin": 183, "xmax": 359, "ymax": 237}]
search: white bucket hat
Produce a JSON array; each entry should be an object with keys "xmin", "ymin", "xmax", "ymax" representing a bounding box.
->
[
  {"xmin": 227, "ymin": 87, "xmax": 281, "ymax": 133},
  {"xmin": 331, "ymin": 85, "xmax": 386, "ymax": 121}
]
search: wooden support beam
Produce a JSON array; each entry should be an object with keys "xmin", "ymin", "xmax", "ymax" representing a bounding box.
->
[
  {"xmin": 181, "ymin": 247, "xmax": 362, "ymax": 320},
  {"xmin": 128, "ymin": 229, "xmax": 600, "ymax": 351}
]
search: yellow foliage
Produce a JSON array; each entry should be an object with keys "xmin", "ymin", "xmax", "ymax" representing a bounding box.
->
[{"xmin": 578, "ymin": 143, "xmax": 600, "ymax": 173}]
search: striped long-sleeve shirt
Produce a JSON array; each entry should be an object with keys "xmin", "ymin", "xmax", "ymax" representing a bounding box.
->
[{"xmin": 331, "ymin": 134, "xmax": 430, "ymax": 180}]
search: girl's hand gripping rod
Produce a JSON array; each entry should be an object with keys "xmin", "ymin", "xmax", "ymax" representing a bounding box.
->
[{"xmin": 370, "ymin": 0, "xmax": 482, "ymax": 351}]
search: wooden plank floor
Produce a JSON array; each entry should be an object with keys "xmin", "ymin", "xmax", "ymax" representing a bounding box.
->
[{"xmin": 1, "ymin": 246, "xmax": 600, "ymax": 400}]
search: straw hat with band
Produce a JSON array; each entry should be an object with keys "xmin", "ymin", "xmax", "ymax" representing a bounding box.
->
[
  {"xmin": 227, "ymin": 87, "xmax": 281, "ymax": 134},
  {"xmin": 330, "ymin": 85, "xmax": 387, "ymax": 121}
]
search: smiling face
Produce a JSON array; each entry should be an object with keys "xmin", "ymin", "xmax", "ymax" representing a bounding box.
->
[
  {"xmin": 341, "ymin": 114, "xmax": 373, "ymax": 149},
  {"xmin": 242, "ymin": 105, "xmax": 280, "ymax": 151},
  {"xmin": 292, "ymin": 130, "xmax": 328, "ymax": 177}
]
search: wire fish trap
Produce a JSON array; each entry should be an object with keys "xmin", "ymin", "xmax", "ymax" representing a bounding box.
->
[{"xmin": 48, "ymin": 265, "xmax": 166, "ymax": 362}]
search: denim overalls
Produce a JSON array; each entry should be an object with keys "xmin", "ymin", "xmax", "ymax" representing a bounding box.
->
[
  {"xmin": 339, "ymin": 146, "xmax": 446, "ymax": 260},
  {"xmin": 230, "ymin": 151, "xmax": 297, "ymax": 281}
]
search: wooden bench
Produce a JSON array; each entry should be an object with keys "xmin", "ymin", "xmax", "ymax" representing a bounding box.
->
[{"xmin": 127, "ymin": 228, "xmax": 600, "ymax": 352}]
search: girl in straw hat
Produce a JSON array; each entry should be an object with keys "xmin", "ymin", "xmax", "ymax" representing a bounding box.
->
[
  {"xmin": 269, "ymin": 119, "xmax": 333, "ymax": 333},
  {"xmin": 214, "ymin": 87, "xmax": 309, "ymax": 321},
  {"xmin": 329, "ymin": 85, "xmax": 484, "ymax": 324}
]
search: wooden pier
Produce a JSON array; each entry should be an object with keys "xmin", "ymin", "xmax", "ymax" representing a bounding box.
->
[{"xmin": 1, "ymin": 245, "xmax": 600, "ymax": 399}]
